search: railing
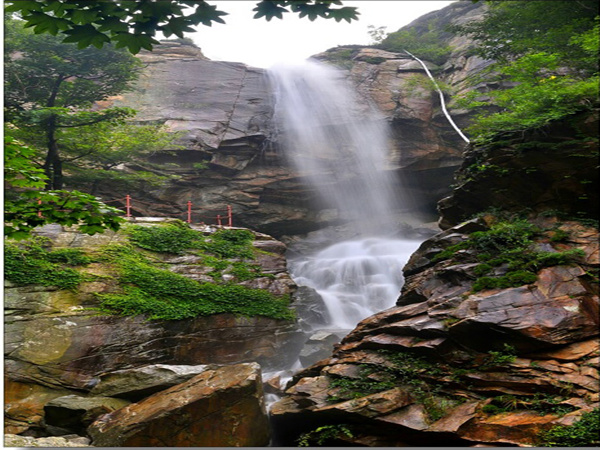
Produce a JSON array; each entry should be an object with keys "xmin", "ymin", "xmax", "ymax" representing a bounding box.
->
[{"xmin": 100, "ymin": 195, "xmax": 233, "ymax": 226}]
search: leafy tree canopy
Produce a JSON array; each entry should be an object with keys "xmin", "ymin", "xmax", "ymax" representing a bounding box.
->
[
  {"xmin": 456, "ymin": 0, "xmax": 598, "ymax": 69},
  {"xmin": 5, "ymin": 15, "xmax": 142, "ymax": 190},
  {"xmin": 5, "ymin": 0, "xmax": 360, "ymax": 54},
  {"xmin": 453, "ymin": 0, "xmax": 599, "ymax": 141},
  {"xmin": 4, "ymin": 136, "xmax": 125, "ymax": 239}
]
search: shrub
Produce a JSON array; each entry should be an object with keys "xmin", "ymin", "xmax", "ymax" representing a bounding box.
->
[
  {"xmin": 4, "ymin": 239, "xmax": 87, "ymax": 290},
  {"xmin": 538, "ymin": 408, "xmax": 600, "ymax": 447}
]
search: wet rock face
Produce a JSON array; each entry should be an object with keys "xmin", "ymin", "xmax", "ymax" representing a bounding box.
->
[
  {"xmin": 438, "ymin": 109, "xmax": 599, "ymax": 229},
  {"xmin": 87, "ymin": 363, "xmax": 270, "ymax": 447},
  {"xmin": 4, "ymin": 220, "xmax": 303, "ymax": 436},
  {"xmin": 271, "ymin": 217, "xmax": 599, "ymax": 447}
]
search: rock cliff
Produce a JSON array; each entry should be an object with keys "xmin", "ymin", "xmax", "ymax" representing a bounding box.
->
[{"xmin": 91, "ymin": 2, "xmax": 491, "ymax": 237}]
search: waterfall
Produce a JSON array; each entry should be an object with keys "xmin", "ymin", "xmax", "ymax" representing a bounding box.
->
[
  {"xmin": 268, "ymin": 60, "xmax": 422, "ymax": 344},
  {"xmin": 403, "ymin": 49, "xmax": 470, "ymax": 144},
  {"xmin": 269, "ymin": 61, "xmax": 400, "ymax": 235}
]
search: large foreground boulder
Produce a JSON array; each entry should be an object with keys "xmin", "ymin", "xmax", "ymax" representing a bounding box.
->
[
  {"xmin": 90, "ymin": 364, "xmax": 212, "ymax": 401},
  {"xmin": 88, "ymin": 363, "xmax": 270, "ymax": 447}
]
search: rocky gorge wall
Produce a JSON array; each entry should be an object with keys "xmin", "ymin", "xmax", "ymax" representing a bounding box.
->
[
  {"xmin": 6, "ymin": 1, "xmax": 598, "ymax": 447},
  {"xmin": 89, "ymin": 1, "xmax": 492, "ymax": 238},
  {"xmin": 270, "ymin": 108, "xmax": 600, "ymax": 446}
]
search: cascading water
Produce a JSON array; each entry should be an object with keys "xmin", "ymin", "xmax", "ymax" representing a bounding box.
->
[
  {"xmin": 268, "ymin": 61, "xmax": 423, "ymax": 368},
  {"xmin": 290, "ymin": 237, "xmax": 420, "ymax": 329}
]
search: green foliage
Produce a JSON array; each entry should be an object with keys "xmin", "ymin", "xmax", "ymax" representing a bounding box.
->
[
  {"xmin": 4, "ymin": 15, "xmax": 143, "ymax": 191},
  {"xmin": 127, "ymin": 224, "xmax": 256, "ymax": 259},
  {"xmin": 451, "ymin": 1, "xmax": 598, "ymax": 66},
  {"xmin": 433, "ymin": 219, "xmax": 585, "ymax": 293},
  {"xmin": 4, "ymin": 137, "xmax": 125, "ymax": 239},
  {"xmin": 451, "ymin": 1, "xmax": 599, "ymax": 142},
  {"xmin": 378, "ymin": 351, "xmax": 458, "ymax": 422},
  {"xmin": 4, "ymin": 17, "xmax": 140, "ymax": 112},
  {"xmin": 481, "ymin": 344, "xmax": 517, "ymax": 369},
  {"xmin": 127, "ymin": 223, "xmax": 204, "ymax": 254},
  {"xmin": 403, "ymin": 74, "xmax": 452, "ymax": 96},
  {"xmin": 5, "ymin": 222, "xmax": 293, "ymax": 321},
  {"xmin": 3, "ymin": 136, "xmax": 47, "ymax": 189},
  {"xmin": 379, "ymin": 22, "xmax": 453, "ymax": 65},
  {"xmin": 45, "ymin": 248, "xmax": 92, "ymax": 266},
  {"xmin": 4, "ymin": 182, "xmax": 125, "ymax": 240},
  {"xmin": 96, "ymin": 244, "xmax": 295, "ymax": 321},
  {"xmin": 297, "ymin": 424, "xmax": 354, "ymax": 447},
  {"xmin": 228, "ymin": 262, "xmax": 269, "ymax": 281},
  {"xmin": 538, "ymin": 408, "xmax": 600, "ymax": 447},
  {"xmin": 361, "ymin": 56, "xmax": 387, "ymax": 65},
  {"xmin": 6, "ymin": 1, "xmax": 358, "ymax": 54},
  {"xmin": 94, "ymin": 225, "xmax": 290, "ymax": 320},
  {"xmin": 200, "ymin": 229, "xmax": 255, "ymax": 259},
  {"xmin": 4, "ymin": 239, "xmax": 87, "ymax": 290},
  {"xmin": 470, "ymin": 220, "xmax": 538, "ymax": 253},
  {"xmin": 327, "ymin": 367, "xmax": 396, "ymax": 402},
  {"xmin": 472, "ymin": 271, "xmax": 538, "ymax": 292},
  {"xmin": 47, "ymin": 120, "xmax": 182, "ymax": 193}
]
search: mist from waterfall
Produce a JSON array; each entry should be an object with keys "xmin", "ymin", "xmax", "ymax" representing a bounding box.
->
[{"xmin": 269, "ymin": 61, "xmax": 422, "ymax": 332}]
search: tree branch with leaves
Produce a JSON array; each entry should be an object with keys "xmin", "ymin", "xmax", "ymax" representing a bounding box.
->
[{"xmin": 5, "ymin": 0, "xmax": 359, "ymax": 54}]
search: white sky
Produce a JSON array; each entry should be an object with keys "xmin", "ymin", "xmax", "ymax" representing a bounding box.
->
[{"xmin": 190, "ymin": 1, "xmax": 456, "ymax": 68}]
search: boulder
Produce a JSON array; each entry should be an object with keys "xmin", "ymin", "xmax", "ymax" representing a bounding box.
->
[
  {"xmin": 43, "ymin": 395, "xmax": 130, "ymax": 435},
  {"xmin": 4, "ymin": 434, "xmax": 91, "ymax": 447},
  {"xmin": 89, "ymin": 364, "xmax": 212, "ymax": 401},
  {"xmin": 87, "ymin": 363, "xmax": 270, "ymax": 447}
]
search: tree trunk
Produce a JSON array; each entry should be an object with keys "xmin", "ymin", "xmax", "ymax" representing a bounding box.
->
[
  {"xmin": 43, "ymin": 115, "xmax": 63, "ymax": 190},
  {"xmin": 43, "ymin": 77, "xmax": 65, "ymax": 190}
]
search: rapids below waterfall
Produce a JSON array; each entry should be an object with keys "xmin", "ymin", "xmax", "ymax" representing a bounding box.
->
[
  {"xmin": 290, "ymin": 237, "xmax": 422, "ymax": 330},
  {"xmin": 266, "ymin": 61, "xmax": 428, "ymax": 393}
]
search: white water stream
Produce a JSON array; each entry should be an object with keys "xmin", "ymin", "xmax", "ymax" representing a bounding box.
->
[{"xmin": 268, "ymin": 61, "xmax": 423, "ymax": 377}]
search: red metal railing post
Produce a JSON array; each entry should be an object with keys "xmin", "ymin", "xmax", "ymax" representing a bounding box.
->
[
  {"xmin": 227, "ymin": 205, "xmax": 232, "ymax": 227},
  {"xmin": 125, "ymin": 195, "xmax": 131, "ymax": 218},
  {"xmin": 187, "ymin": 201, "xmax": 192, "ymax": 224},
  {"xmin": 217, "ymin": 214, "xmax": 222, "ymax": 226}
]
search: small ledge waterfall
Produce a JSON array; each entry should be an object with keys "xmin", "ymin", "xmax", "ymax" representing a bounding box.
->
[{"xmin": 268, "ymin": 61, "xmax": 422, "ymax": 367}]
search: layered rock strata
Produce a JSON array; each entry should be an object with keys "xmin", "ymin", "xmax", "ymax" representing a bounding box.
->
[{"xmin": 270, "ymin": 217, "xmax": 599, "ymax": 446}]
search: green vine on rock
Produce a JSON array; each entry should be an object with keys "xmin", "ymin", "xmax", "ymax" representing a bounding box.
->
[
  {"xmin": 537, "ymin": 408, "xmax": 600, "ymax": 447},
  {"xmin": 95, "ymin": 243, "xmax": 295, "ymax": 321},
  {"xmin": 4, "ymin": 238, "xmax": 89, "ymax": 290}
]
